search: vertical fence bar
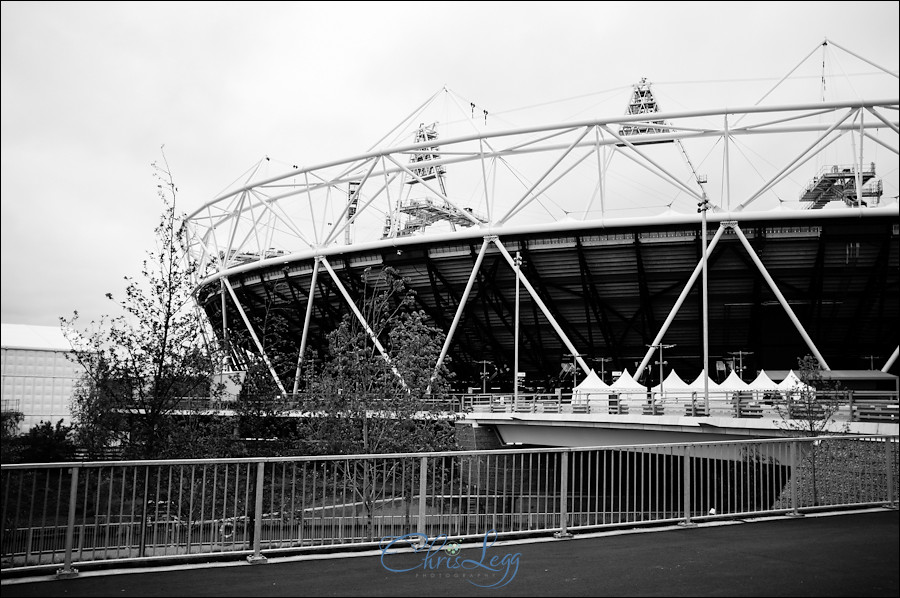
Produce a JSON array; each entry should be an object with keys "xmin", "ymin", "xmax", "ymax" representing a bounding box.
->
[
  {"xmin": 139, "ymin": 466, "xmax": 150, "ymax": 557},
  {"xmin": 554, "ymin": 451, "xmax": 572, "ymax": 538},
  {"xmin": 417, "ymin": 456, "xmax": 428, "ymax": 540},
  {"xmin": 886, "ymin": 437, "xmax": 897, "ymax": 509},
  {"xmin": 56, "ymin": 466, "xmax": 79, "ymax": 579},
  {"xmin": 248, "ymin": 461, "xmax": 267, "ymax": 563},
  {"xmin": 681, "ymin": 446, "xmax": 695, "ymax": 527},
  {"xmin": 789, "ymin": 440, "xmax": 802, "ymax": 517}
]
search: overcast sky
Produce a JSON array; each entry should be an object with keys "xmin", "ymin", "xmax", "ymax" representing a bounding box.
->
[{"xmin": 2, "ymin": 1, "xmax": 898, "ymax": 329}]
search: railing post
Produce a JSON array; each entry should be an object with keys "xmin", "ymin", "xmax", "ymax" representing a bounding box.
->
[
  {"xmin": 247, "ymin": 461, "xmax": 268, "ymax": 563},
  {"xmin": 56, "ymin": 466, "xmax": 80, "ymax": 579},
  {"xmin": 679, "ymin": 446, "xmax": 696, "ymax": 527},
  {"xmin": 554, "ymin": 451, "xmax": 572, "ymax": 539},
  {"xmin": 139, "ymin": 466, "xmax": 149, "ymax": 557},
  {"xmin": 788, "ymin": 440, "xmax": 803, "ymax": 517},
  {"xmin": 417, "ymin": 456, "xmax": 428, "ymax": 543},
  {"xmin": 885, "ymin": 437, "xmax": 897, "ymax": 510}
]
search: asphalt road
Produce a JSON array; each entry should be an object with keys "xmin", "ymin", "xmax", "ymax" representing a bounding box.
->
[{"xmin": 3, "ymin": 509, "xmax": 898, "ymax": 597}]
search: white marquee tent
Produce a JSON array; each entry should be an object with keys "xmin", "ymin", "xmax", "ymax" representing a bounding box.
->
[
  {"xmin": 717, "ymin": 370, "xmax": 751, "ymax": 392},
  {"xmin": 748, "ymin": 369, "xmax": 779, "ymax": 391},
  {"xmin": 573, "ymin": 369, "xmax": 611, "ymax": 405},
  {"xmin": 777, "ymin": 370, "xmax": 815, "ymax": 397},
  {"xmin": 610, "ymin": 369, "xmax": 648, "ymax": 413},
  {"xmin": 686, "ymin": 373, "xmax": 722, "ymax": 393},
  {"xmin": 650, "ymin": 370, "xmax": 692, "ymax": 401}
]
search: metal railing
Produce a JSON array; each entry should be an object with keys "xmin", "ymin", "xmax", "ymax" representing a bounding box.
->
[
  {"xmin": 458, "ymin": 390, "xmax": 899, "ymax": 422},
  {"xmin": 171, "ymin": 389, "xmax": 899, "ymax": 423},
  {"xmin": 2, "ymin": 435, "xmax": 897, "ymax": 578}
]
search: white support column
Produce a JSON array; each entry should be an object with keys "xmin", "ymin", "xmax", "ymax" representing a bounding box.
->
[
  {"xmin": 701, "ymin": 196, "xmax": 711, "ymax": 408},
  {"xmin": 883, "ymin": 346, "xmax": 899, "ymax": 373},
  {"xmin": 222, "ymin": 277, "xmax": 287, "ymax": 395},
  {"xmin": 220, "ymin": 279, "xmax": 230, "ymax": 366},
  {"xmin": 731, "ymin": 224, "xmax": 831, "ymax": 370},
  {"xmin": 479, "ymin": 139, "xmax": 492, "ymax": 223},
  {"xmin": 724, "ymin": 115, "xmax": 731, "ymax": 211},
  {"xmin": 429, "ymin": 237, "xmax": 491, "ymax": 390},
  {"xmin": 291, "ymin": 257, "xmax": 321, "ymax": 395},
  {"xmin": 492, "ymin": 238, "xmax": 590, "ymax": 376},
  {"xmin": 319, "ymin": 256, "xmax": 408, "ymax": 388},
  {"xmin": 855, "ymin": 110, "xmax": 865, "ymax": 202},
  {"xmin": 635, "ymin": 224, "xmax": 727, "ymax": 380}
]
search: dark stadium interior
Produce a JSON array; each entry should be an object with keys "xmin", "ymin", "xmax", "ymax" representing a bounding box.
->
[{"xmin": 198, "ymin": 212, "xmax": 899, "ymax": 393}]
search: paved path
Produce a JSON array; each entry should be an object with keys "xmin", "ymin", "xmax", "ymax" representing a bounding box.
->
[{"xmin": 3, "ymin": 509, "xmax": 898, "ymax": 597}]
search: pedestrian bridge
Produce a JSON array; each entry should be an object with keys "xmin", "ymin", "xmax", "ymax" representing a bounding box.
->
[{"xmin": 457, "ymin": 390, "xmax": 899, "ymax": 448}]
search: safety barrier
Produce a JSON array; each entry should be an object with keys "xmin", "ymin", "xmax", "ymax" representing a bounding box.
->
[{"xmin": 2, "ymin": 435, "xmax": 897, "ymax": 579}]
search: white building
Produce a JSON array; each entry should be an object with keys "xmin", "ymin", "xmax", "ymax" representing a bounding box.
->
[{"xmin": 1, "ymin": 323, "xmax": 84, "ymax": 432}]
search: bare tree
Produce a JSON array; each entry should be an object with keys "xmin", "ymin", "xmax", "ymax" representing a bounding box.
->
[
  {"xmin": 62, "ymin": 149, "xmax": 224, "ymax": 459},
  {"xmin": 774, "ymin": 355, "xmax": 848, "ymax": 506}
]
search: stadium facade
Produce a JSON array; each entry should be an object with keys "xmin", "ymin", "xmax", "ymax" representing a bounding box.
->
[{"xmin": 183, "ymin": 43, "xmax": 899, "ymax": 394}]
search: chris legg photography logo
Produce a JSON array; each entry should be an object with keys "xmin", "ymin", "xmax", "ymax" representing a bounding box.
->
[{"xmin": 380, "ymin": 529, "xmax": 521, "ymax": 588}]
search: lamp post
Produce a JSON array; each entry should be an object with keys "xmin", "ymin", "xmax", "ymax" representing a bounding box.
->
[
  {"xmin": 649, "ymin": 343, "xmax": 676, "ymax": 402},
  {"xmin": 728, "ymin": 350, "xmax": 754, "ymax": 380},
  {"xmin": 514, "ymin": 252, "xmax": 523, "ymax": 403},
  {"xmin": 477, "ymin": 360, "xmax": 492, "ymax": 394},
  {"xmin": 571, "ymin": 352, "xmax": 584, "ymax": 395},
  {"xmin": 698, "ymin": 176, "xmax": 710, "ymax": 414},
  {"xmin": 595, "ymin": 357, "xmax": 612, "ymax": 384}
]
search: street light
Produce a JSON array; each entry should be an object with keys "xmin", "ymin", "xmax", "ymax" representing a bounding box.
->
[
  {"xmin": 594, "ymin": 357, "xmax": 612, "ymax": 384},
  {"xmin": 698, "ymin": 177, "xmax": 710, "ymax": 413},
  {"xmin": 477, "ymin": 360, "xmax": 492, "ymax": 394},
  {"xmin": 571, "ymin": 352, "xmax": 584, "ymax": 391},
  {"xmin": 514, "ymin": 252, "xmax": 523, "ymax": 403},
  {"xmin": 648, "ymin": 343, "xmax": 676, "ymax": 400},
  {"xmin": 728, "ymin": 350, "xmax": 754, "ymax": 380}
]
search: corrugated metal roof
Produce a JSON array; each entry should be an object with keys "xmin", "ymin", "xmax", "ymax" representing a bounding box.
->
[{"xmin": 1, "ymin": 323, "xmax": 72, "ymax": 351}]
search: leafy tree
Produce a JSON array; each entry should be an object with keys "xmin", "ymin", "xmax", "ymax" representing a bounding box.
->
[
  {"xmin": 294, "ymin": 267, "xmax": 459, "ymax": 539},
  {"xmin": 18, "ymin": 419, "xmax": 76, "ymax": 463},
  {"xmin": 218, "ymin": 281, "xmax": 300, "ymax": 457},
  {"xmin": 1, "ymin": 410, "xmax": 24, "ymax": 463},
  {"xmin": 61, "ymin": 150, "xmax": 225, "ymax": 459},
  {"xmin": 298, "ymin": 267, "xmax": 457, "ymax": 455}
]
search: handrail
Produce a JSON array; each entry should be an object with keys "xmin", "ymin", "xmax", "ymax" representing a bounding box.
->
[{"xmin": 2, "ymin": 435, "xmax": 897, "ymax": 579}]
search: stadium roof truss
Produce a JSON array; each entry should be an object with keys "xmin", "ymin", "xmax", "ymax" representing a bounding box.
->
[{"xmin": 183, "ymin": 93, "xmax": 900, "ymax": 394}]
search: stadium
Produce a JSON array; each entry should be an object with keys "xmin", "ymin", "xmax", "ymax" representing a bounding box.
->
[{"xmin": 182, "ymin": 41, "xmax": 899, "ymax": 396}]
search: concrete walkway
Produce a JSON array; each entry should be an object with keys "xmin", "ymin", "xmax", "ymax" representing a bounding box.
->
[{"xmin": 3, "ymin": 509, "xmax": 898, "ymax": 597}]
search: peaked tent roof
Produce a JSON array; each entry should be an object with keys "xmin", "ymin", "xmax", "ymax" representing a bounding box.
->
[
  {"xmin": 575, "ymin": 369, "xmax": 610, "ymax": 392},
  {"xmin": 651, "ymin": 369, "xmax": 691, "ymax": 393},
  {"xmin": 610, "ymin": 369, "xmax": 646, "ymax": 391},
  {"xmin": 717, "ymin": 370, "xmax": 751, "ymax": 391},
  {"xmin": 686, "ymin": 373, "xmax": 721, "ymax": 392},
  {"xmin": 778, "ymin": 370, "xmax": 814, "ymax": 392},
  {"xmin": 747, "ymin": 369, "xmax": 780, "ymax": 391}
]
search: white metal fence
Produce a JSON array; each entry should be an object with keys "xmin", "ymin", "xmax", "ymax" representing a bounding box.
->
[{"xmin": 2, "ymin": 435, "xmax": 897, "ymax": 579}]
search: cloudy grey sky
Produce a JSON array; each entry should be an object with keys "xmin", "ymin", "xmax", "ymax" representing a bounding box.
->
[{"xmin": 2, "ymin": 1, "xmax": 898, "ymax": 329}]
